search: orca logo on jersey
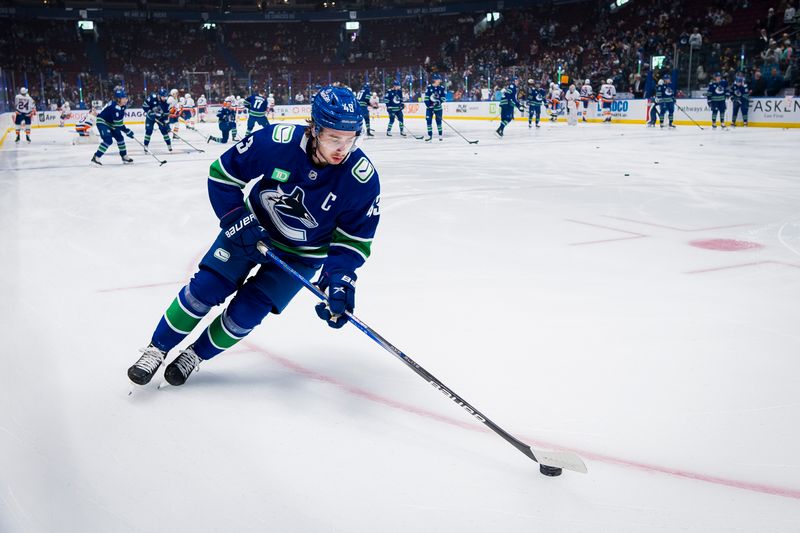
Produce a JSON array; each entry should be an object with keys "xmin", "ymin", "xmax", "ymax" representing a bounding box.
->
[{"xmin": 260, "ymin": 185, "xmax": 318, "ymax": 241}]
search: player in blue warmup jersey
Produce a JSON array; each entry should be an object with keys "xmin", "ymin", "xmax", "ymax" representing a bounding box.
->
[
  {"xmin": 127, "ymin": 86, "xmax": 382, "ymax": 387},
  {"xmin": 91, "ymin": 88, "xmax": 134, "ymax": 165},
  {"xmin": 730, "ymin": 72, "xmax": 750, "ymax": 127},
  {"xmin": 424, "ymin": 74, "xmax": 446, "ymax": 141},
  {"xmin": 142, "ymin": 87, "xmax": 173, "ymax": 153},
  {"xmin": 207, "ymin": 96, "xmax": 238, "ymax": 143},
  {"xmin": 356, "ymin": 83, "xmax": 374, "ymax": 136},
  {"xmin": 244, "ymin": 88, "xmax": 270, "ymax": 135},
  {"xmin": 385, "ymin": 81, "xmax": 406, "ymax": 136},
  {"xmin": 525, "ymin": 80, "xmax": 546, "ymax": 128},
  {"xmin": 495, "ymin": 76, "xmax": 524, "ymax": 137},
  {"xmin": 706, "ymin": 72, "xmax": 729, "ymax": 129},
  {"xmin": 656, "ymin": 74, "xmax": 676, "ymax": 129}
]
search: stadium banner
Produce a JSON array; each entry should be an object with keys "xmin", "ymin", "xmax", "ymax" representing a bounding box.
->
[{"xmin": 2, "ymin": 97, "xmax": 798, "ymax": 139}]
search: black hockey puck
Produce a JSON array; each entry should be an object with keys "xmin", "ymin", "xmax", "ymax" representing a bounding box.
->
[{"xmin": 540, "ymin": 464, "xmax": 563, "ymax": 477}]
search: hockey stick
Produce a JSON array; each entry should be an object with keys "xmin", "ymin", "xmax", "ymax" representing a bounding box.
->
[
  {"xmin": 400, "ymin": 124, "xmax": 425, "ymax": 140},
  {"xmin": 676, "ymin": 104, "xmax": 704, "ymax": 130},
  {"xmin": 172, "ymin": 133, "xmax": 206, "ymax": 153},
  {"xmin": 255, "ymin": 241, "xmax": 587, "ymax": 476},
  {"xmin": 129, "ymin": 136, "xmax": 167, "ymax": 166},
  {"xmin": 442, "ymin": 119, "xmax": 479, "ymax": 144}
]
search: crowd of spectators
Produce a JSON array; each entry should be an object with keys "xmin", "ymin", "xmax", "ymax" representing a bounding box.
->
[{"xmin": 1, "ymin": 0, "xmax": 798, "ymax": 110}]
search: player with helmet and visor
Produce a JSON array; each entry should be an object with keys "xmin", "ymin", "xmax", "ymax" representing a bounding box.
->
[{"xmin": 128, "ymin": 85, "xmax": 382, "ymax": 387}]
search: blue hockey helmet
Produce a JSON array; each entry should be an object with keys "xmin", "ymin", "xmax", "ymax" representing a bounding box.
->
[
  {"xmin": 114, "ymin": 88, "xmax": 127, "ymax": 99},
  {"xmin": 713, "ymin": 71, "xmax": 722, "ymax": 78},
  {"xmin": 158, "ymin": 87, "xmax": 168, "ymax": 97},
  {"xmin": 431, "ymin": 73, "xmax": 442, "ymax": 81},
  {"xmin": 311, "ymin": 86, "xmax": 364, "ymax": 134},
  {"xmin": 362, "ymin": 82, "xmax": 370, "ymax": 90},
  {"xmin": 393, "ymin": 79, "xmax": 401, "ymax": 87},
  {"xmin": 663, "ymin": 73, "xmax": 671, "ymax": 80}
]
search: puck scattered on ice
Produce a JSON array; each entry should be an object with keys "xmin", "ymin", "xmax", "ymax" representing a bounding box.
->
[
  {"xmin": 540, "ymin": 464, "xmax": 562, "ymax": 477},
  {"xmin": 624, "ymin": 173, "xmax": 630, "ymax": 176},
  {"xmin": 654, "ymin": 161, "xmax": 659, "ymax": 164}
]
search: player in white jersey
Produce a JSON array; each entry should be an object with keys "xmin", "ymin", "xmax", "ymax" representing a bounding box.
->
[
  {"xmin": 14, "ymin": 87, "xmax": 36, "ymax": 143},
  {"xmin": 196, "ymin": 94, "xmax": 208, "ymax": 122},
  {"xmin": 579, "ymin": 79, "xmax": 594, "ymax": 122},
  {"xmin": 183, "ymin": 93, "xmax": 196, "ymax": 128},
  {"xmin": 547, "ymin": 83, "xmax": 563, "ymax": 122},
  {"xmin": 267, "ymin": 93, "xmax": 275, "ymax": 120},
  {"xmin": 59, "ymin": 101, "xmax": 71, "ymax": 127},
  {"xmin": 72, "ymin": 107, "xmax": 98, "ymax": 144},
  {"xmin": 369, "ymin": 91, "xmax": 380, "ymax": 119},
  {"xmin": 167, "ymin": 89, "xmax": 181, "ymax": 136},
  {"xmin": 564, "ymin": 84, "xmax": 581, "ymax": 126},
  {"xmin": 599, "ymin": 79, "xmax": 616, "ymax": 123}
]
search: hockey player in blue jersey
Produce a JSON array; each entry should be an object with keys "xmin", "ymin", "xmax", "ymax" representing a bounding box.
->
[
  {"xmin": 706, "ymin": 72, "xmax": 729, "ymax": 129},
  {"xmin": 730, "ymin": 72, "xmax": 750, "ymax": 127},
  {"xmin": 244, "ymin": 88, "xmax": 270, "ymax": 135},
  {"xmin": 91, "ymin": 88, "xmax": 134, "ymax": 165},
  {"xmin": 656, "ymin": 74, "xmax": 676, "ymax": 129},
  {"xmin": 356, "ymin": 83, "xmax": 375, "ymax": 137},
  {"xmin": 525, "ymin": 80, "xmax": 545, "ymax": 128},
  {"xmin": 142, "ymin": 87, "xmax": 173, "ymax": 153},
  {"xmin": 495, "ymin": 76, "xmax": 523, "ymax": 137},
  {"xmin": 424, "ymin": 74, "xmax": 446, "ymax": 141},
  {"xmin": 127, "ymin": 85, "xmax": 382, "ymax": 387},
  {"xmin": 385, "ymin": 81, "xmax": 406, "ymax": 136},
  {"xmin": 207, "ymin": 96, "xmax": 238, "ymax": 144}
]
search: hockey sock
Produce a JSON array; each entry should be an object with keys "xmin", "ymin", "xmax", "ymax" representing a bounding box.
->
[
  {"xmin": 191, "ymin": 311, "xmax": 252, "ymax": 360},
  {"xmin": 164, "ymin": 135, "xmax": 172, "ymax": 146},
  {"xmin": 118, "ymin": 141, "xmax": 127, "ymax": 156},
  {"xmin": 144, "ymin": 133, "xmax": 152, "ymax": 144},
  {"xmin": 94, "ymin": 142, "xmax": 109, "ymax": 158},
  {"xmin": 150, "ymin": 285, "xmax": 212, "ymax": 353}
]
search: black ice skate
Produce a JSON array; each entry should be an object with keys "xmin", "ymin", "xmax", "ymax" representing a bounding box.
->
[
  {"xmin": 26, "ymin": 134, "xmax": 31, "ymax": 143},
  {"xmin": 128, "ymin": 344, "xmax": 167, "ymax": 385},
  {"xmin": 91, "ymin": 155, "xmax": 102, "ymax": 165},
  {"xmin": 164, "ymin": 346, "xmax": 201, "ymax": 386},
  {"xmin": 15, "ymin": 134, "xmax": 20, "ymax": 143},
  {"xmin": 399, "ymin": 131, "xmax": 406, "ymax": 137},
  {"xmin": 424, "ymin": 135, "xmax": 432, "ymax": 142},
  {"xmin": 121, "ymin": 155, "xmax": 134, "ymax": 164},
  {"xmin": 386, "ymin": 131, "xmax": 392, "ymax": 136}
]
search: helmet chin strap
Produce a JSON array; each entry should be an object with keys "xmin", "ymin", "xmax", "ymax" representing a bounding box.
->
[{"xmin": 310, "ymin": 130, "xmax": 334, "ymax": 167}]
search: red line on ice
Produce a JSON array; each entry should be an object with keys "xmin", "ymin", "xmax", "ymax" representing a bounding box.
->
[
  {"xmin": 602, "ymin": 216, "xmax": 752, "ymax": 232},
  {"xmin": 242, "ymin": 340, "xmax": 800, "ymax": 501}
]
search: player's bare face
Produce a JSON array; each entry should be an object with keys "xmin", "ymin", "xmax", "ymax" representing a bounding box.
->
[{"xmin": 314, "ymin": 129, "xmax": 357, "ymax": 165}]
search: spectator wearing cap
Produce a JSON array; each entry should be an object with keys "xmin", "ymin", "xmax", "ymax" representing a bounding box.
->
[{"xmin": 689, "ymin": 28, "xmax": 703, "ymax": 49}]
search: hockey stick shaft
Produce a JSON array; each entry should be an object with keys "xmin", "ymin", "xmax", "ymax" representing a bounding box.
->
[
  {"xmin": 255, "ymin": 241, "xmax": 586, "ymax": 473},
  {"xmin": 442, "ymin": 118, "xmax": 479, "ymax": 144},
  {"xmin": 400, "ymin": 124, "xmax": 425, "ymax": 140},
  {"xmin": 172, "ymin": 133, "xmax": 205, "ymax": 153},
  {"xmin": 676, "ymin": 104, "xmax": 704, "ymax": 130},
  {"xmin": 129, "ymin": 135, "xmax": 167, "ymax": 165}
]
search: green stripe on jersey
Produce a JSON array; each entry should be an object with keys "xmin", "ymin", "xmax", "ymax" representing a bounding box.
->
[
  {"xmin": 331, "ymin": 228, "xmax": 372, "ymax": 261},
  {"xmin": 209, "ymin": 159, "xmax": 246, "ymax": 188}
]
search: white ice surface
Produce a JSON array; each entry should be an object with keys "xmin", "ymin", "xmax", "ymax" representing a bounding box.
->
[{"xmin": 1, "ymin": 119, "xmax": 799, "ymax": 532}]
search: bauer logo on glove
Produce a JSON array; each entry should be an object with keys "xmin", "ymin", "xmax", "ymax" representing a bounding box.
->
[{"xmin": 315, "ymin": 271, "xmax": 356, "ymax": 328}]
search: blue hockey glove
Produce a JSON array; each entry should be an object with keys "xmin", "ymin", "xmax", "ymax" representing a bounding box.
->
[
  {"xmin": 314, "ymin": 271, "xmax": 356, "ymax": 329},
  {"xmin": 124, "ymin": 128, "xmax": 134, "ymax": 138},
  {"xmin": 220, "ymin": 207, "xmax": 269, "ymax": 263}
]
